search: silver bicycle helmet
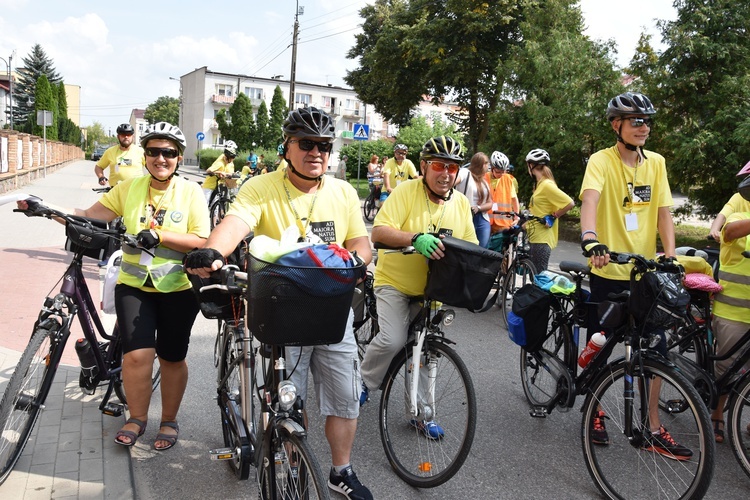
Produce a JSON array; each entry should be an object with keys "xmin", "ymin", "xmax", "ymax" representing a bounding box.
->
[
  {"xmin": 282, "ymin": 107, "xmax": 335, "ymax": 139},
  {"xmin": 140, "ymin": 122, "xmax": 187, "ymax": 153},
  {"xmin": 394, "ymin": 143, "xmax": 408, "ymax": 152},
  {"xmin": 525, "ymin": 148, "xmax": 550, "ymax": 165},
  {"xmin": 490, "ymin": 151, "xmax": 510, "ymax": 170},
  {"xmin": 606, "ymin": 92, "xmax": 656, "ymax": 121}
]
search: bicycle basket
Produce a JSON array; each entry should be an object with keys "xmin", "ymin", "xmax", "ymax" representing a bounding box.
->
[
  {"xmin": 509, "ymin": 284, "xmax": 553, "ymax": 351},
  {"xmin": 224, "ymin": 177, "xmax": 239, "ymax": 189},
  {"xmin": 629, "ymin": 270, "xmax": 690, "ymax": 330},
  {"xmin": 247, "ymin": 252, "xmax": 364, "ymax": 346},
  {"xmin": 189, "ymin": 274, "xmax": 245, "ymax": 320},
  {"xmin": 425, "ymin": 236, "xmax": 503, "ymax": 311},
  {"xmin": 64, "ymin": 217, "xmax": 109, "ymax": 260}
]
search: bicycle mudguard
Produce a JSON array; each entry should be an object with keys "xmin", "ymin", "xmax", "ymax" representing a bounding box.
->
[{"xmin": 277, "ymin": 418, "xmax": 306, "ymax": 437}]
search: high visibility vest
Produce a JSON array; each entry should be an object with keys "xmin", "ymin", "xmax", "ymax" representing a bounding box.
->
[
  {"xmin": 714, "ymin": 231, "xmax": 750, "ymax": 323},
  {"xmin": 487, "ymin": 173, "xmax": 514, "ymax": 232},
  {"xmin": 118, "ymin": 176, "xmax": 190, "ymax": 293}
]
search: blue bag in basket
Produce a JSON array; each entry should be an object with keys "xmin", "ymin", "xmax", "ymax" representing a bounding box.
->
[{"xmin": 274, "ymin": 243, "xmax": 359, "ymax": 297}]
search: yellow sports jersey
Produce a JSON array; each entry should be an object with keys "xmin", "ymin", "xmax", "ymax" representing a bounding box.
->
[
  {"xmin": 579, "ymin": 146, "xmax": 673, "ymax": 281},
  {"xmin": 277, "ymin": 159, "xmax": 288, "ymax": 172},
  {"xmin": 202, "ymin": 154, "xmax": 235, "ymax": 190},
  {"xmin": 227, "ymin": 170, "xmax": 368, "ymax": 244},
  {"xmin": 714, "ymin": 212, "xmax": 750, "ymax": 323},
  {"xmin": 96, "ymin": 145, "xmax": 145, "ymax": 186},
  {"xmin": 527, "ymin": 178, "xmax": 573, "ymax": 249},
  {"xmin": 373, "ymin": 179, "xmax": 478, "ymax": 296},
  {"xmin": 383, "ymin": 158, "xmax": 418, "ymax": 189},
  {"xmin": 719, "ymin": 192, "xmax": 750, "ymax": 220}
]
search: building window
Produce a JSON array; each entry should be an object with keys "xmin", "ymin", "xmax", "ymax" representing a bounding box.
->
[
  {"xmin": 216, "ymin": 84, "xmax": 233, "ymax": 97},
  {"xmin": 244, "ymin": 87, "xmax": 263, "ymax": 100},
  {"xmin": 345, "ymin": 99, "xmax": 359, "ymax": 111},
  {"xmin": 323, "ymin": 96, "xmax": 336, "ymax": 108},
  {"xmin": 295, "ymin": 93, "xmax": 312, "ymax": 106}
]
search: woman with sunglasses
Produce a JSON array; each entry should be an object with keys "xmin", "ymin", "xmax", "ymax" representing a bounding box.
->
[{"xmin": 19, "ymin": 122, "xmax": 210, "ymax": 451}]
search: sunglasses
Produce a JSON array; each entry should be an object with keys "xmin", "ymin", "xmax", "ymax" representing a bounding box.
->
[
  {"xmin": 288, "ymin": 139, "xmax": 333, "ymax": 153},
  {"xmin": 427, "ymin": 160, "xmax": 460, "ymax": 175},
  {"xmin": 395, "ymin": 150, "xmax": 407, "ymax": 155},
  {"xmin": 144, "ymin": 147, "xmax": 179, "ymax": 159},
  {"xmin": 623, "ymin": 117, "xmax": 653, "ymax": 128}
]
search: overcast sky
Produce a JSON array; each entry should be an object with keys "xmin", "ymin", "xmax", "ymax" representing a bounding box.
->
[{"xmin": 0, "ymin": 0, "xmax": 677, "ymax": 134}]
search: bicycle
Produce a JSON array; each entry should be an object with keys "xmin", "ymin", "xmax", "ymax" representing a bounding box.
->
[
  {"xmin": 519, "ymin": 252, "xmax": 714, "ymax": 499},
  {"xmin": 208, "ymin": 172, "xmax": 241, "ymax": 229},
  {"xmin": 196, "ymin": 246, "xmax": 366, "ymax": 499},
  {"xmin": 362, "ymin": 177, "xmax": 383, "ymax": 222},
  {"xmin": 354, "ymin": 243, "xmax": 477, "ymax": 488},
  {"xmin": 0, "ymin": 203, "xmax": 161, "ymax": 485}
]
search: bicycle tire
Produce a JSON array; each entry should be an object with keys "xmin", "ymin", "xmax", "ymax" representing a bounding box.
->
[
  {"xmin": 726, "ymin": 371, "xmax": 750, "ymax": 480},
  {"xmin": 210, "ymin": 198, "xmax": 227, "ymax": 230},
  {"xmin": 354, "ymin": 316, "xmax": 378, "ymax": 362},
  {"xmin": 257, "ymin": 428, "xmax": 330, "ymax": 499},
  {"xmin": 379, "ymin": 340, "xmax": 476, "ymax": 488},
  {"xmin": 363, "ymin": 192, "xmax": 376, "ymax": 221},
  {"xmin": 519, "ymin": 314, "xmax": 575, "ymax": 408},
  {"xmin": 0, "ymin": 324, "xmax": 58, "ymax": 485},
  {"xmin": 500, "ymin": 259, "xmax": 537, "ymax": 329},
  {"xmin": 581, "ymin": 357, "xmax": 714, "ymax": 500}
]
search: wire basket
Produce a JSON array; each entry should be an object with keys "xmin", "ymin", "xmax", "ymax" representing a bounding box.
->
[
  {"xmin": 224, "ymin": 177, "xmax": 239, "ymax": 189},
  {"xmin": 247, "ymin": 253, "xmax": 364, "ymax": 346}
]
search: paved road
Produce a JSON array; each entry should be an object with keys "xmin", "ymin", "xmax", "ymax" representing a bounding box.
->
[{"xmin": 0, "ymin": 161, "xmax": 748, "ymax": 499}]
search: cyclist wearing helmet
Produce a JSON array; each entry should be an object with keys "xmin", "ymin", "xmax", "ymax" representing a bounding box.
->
[
  {"xmin": 524, "ymin": 148, "xmax": 574, "ymax": 271},
  {"xmin": 506, "ymin": 163, "xmax": 518, "ymax": 194},
  {"xmin": 201, "ymin": 140, "xmax": 238, "ymax": 204},
  {"xmin": 183, "ymin": 107, "xmax": 374, "ymax": 500},
  {"xmin": 454, "ymin": 152, "xmax": 493, "ymax": 247},
  {"xmin": 709, "ymin": 160, "xmax": 750, "ymax": 240},
  {"xmin": 20, "ymin": 122, "xmax": 209, "ymax": 451},
  {"xmin": 486, "ymin": 150, "xmax": 519, "ymax": 247},
  {"xmin": 94, "ymin": 122, "xmax": 145, "ymax": 187},
  {"xmin": 275, "ymin": 143, "xmax": 288, "ymax": 172},
  {"xmin": 382, "ymin": 143, "xmax": 419, "ymax": 202},
  {"xmin": 361, "ymin": 136, "xmax": 477, "ymax": 440},
  {"xmin": 580, "ymin": 93, "xmax": 690, "ymax": 458}
]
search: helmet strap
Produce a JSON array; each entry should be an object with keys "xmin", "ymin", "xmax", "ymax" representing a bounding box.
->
[
  {"xmin": 422, "ymin": 178, "xmax": 453, "ymax": 202},
  {"xmin": 615, "ymin": 122, "xmax": 649, "ymax": 161},
  {"xmin": 288, "ymin": 163, "xmax": 323, "ymax": 182}
]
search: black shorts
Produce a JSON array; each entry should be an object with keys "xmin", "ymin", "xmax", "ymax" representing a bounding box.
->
[{"xmin": 114, "ymin": 284, "xmax": 200, "ymax": 362}]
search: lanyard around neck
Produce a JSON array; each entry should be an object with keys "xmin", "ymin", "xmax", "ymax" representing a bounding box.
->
[{"xmin": 283, "ymin": 170, "xmax": 321, "ymax": 241}]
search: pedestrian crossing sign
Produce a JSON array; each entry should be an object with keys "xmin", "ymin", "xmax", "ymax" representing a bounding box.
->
[{"xmin": 353, "ymin": 123, "xmax": 369, "ymax": 141}]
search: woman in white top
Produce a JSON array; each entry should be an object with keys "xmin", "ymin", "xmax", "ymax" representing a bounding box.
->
[{"xmin": 455, "ymin": 152, "xmax": 493, "ymax": 247}]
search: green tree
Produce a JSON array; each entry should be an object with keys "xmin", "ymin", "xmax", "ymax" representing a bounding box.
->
[
  {"xmin": 216, "ymin": 92, "xmax": 256, "ymax": 151},
  {"xmin": 652, "ymin": 0, "xmax": 750, "ymax": 216},
  {"xmin": 346, "ymin": 0, "xmax": 522, "ymax": 153},
  {"xmin": 32, "ymin": 75, "xmax": 58, "ymax": 140},
  {"xmin": 14, "ymin": 44, "xmax": 62, "ymax": 128},
  {"xmin": 268, "ymin": 85, "xmax": 287, "ymax": 147},
  {"xmin": 85, "ymin": 122, "xmax": 108, "ymax": 151},
  {"xmin": 255, "ymin": 100, "xmax": 270, "ymax": 149},
  {"xmin": 144, "ymin": 96, "xmax": 179, "ymax": 125},
  {"xmin": 55, "ymin": 81, "xmax": 79, "ymax": 144}
]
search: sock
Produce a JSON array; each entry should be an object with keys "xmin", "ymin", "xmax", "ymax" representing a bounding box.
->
[{"xmin": 333, "ymin": 464, "xmax": 350, "ymax": 474}]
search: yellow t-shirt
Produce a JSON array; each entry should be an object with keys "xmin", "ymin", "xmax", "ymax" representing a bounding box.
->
[
  {"xmin": 96, "ymin": 145, "xmax": 145, "ymax": 186},
  {"xmin": 719, "ymin": 192, "xmax": 750, "ymax": 220},
  {"xmin": 227, "ymin": 170, "xmax": 368, "ymax": 244},
  {"xmin": 579, "ymin": 146, "xmax": 673, "ymax": 281},
  {"xmin": 202, "ymin": 155, "xmax": 235, "ymax": 190},
  {"xmin": 714, "ymin": 212, "xmax": 750, "ymax": 322},
  {"xmin": 383, "ymin": 158, "xmax": 418, "ymax": 189},
  {"xmin": 527, "ymin": 178, "xmax": 573, "ymax": 249},
  {"xmin": 373, "ymin": 179, "xmax": 478, "ymax": 296}
]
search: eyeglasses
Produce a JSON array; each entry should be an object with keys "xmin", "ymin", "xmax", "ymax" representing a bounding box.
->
[
  {"xmin": 395, "ymin": 150, "xmax": 407, "ymax": 155},
  {"xmin": 144, "ymin": 147, "xmax": 179, "ymax": 159},
  {"xmin": 623, "ymin": 117, "xmax": 653, "ymax": 128},
  {"xmin": 288, "ymin": 139, "xmax": 333, "ymax": 153},
  {"xmin": 427, "ymin": 160, "xmax": 460, "ymax": 175}
]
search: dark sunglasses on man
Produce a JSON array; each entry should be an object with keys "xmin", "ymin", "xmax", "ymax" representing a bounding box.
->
[{"xmin": 288, "ymin": 139, "xmax": 334, "ymax": 153}]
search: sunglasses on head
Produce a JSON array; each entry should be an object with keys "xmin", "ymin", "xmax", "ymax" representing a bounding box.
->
[
  {"xmin": 144, "ymin": 147, "xmax": 179, "ymax": 159},
  {"xmin": 426, "ymin": 160, "xmax": 459, "ymax": 175},
  {"xmin": 288, "ymin": 139, "xmax": 333, "ymax": 153},
  {"xmin": 623, "ymin": 117, "xmax": 653, "ymax": 128}
]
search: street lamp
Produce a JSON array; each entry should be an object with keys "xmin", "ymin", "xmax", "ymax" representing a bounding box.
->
[{"xmin": 0, "ymin": 53, "xmax": 13, "ymax": 130}]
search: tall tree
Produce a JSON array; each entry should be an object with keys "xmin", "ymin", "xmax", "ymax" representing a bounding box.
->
[
  {"xmin": 144, "ymin": 96, "xmax": 179, "ymax": 125},
  {"xmin": 56, "ymin": 81, "xmax": 79, "ymax": 144},
  {"xmin": 268, "ymin": 85, "xmax": 287, "ymax": 147},
  {"xmin": 215, "ymin": 92, "xmax": 256, "ymax": 151},
  {"xmin": 14, "ymin": 44, "xmax": 62, "ymax": 128},
  {"xmin": 85, "ymin": 122, "xmax": 108, "ymax": 151},
  {"xmin": 653, "ymin": 0, "xmax": 750, "ymax": 216},
  {"xmin": 255, "ymin": 100, "xmax": 270, "ymax": 149},
  {"xmin": 32, "ymin": 75, "xmax": 58, "ymax": 140}
]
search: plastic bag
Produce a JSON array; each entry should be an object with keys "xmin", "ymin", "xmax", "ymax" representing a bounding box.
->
[{"xmin": 101, "ymin": 250, "xmax": 122, "ymax": 314}]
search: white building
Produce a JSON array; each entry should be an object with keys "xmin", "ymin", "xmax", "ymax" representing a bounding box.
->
[{"xmin": 128, "ymin": 108, "xmax": 148, "ymax": 144}]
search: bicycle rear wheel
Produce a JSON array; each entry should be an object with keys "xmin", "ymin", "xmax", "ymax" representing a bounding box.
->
[
  {"xmin": 520, "ymin": 314, "xmax": 575, "ymax": 408},
  {"xmin": 210, "ymin": 198, "xmax": 227, "ymax": 230},
  {"xmin": 726, "ymin": 372, "xmax": 750, "ymax": 480},
  {"xmin": 500, "ymin": 259, "xmax": 537, "ymax": 329},
  {"xmin": 379, "ymin": 340, "xmax": 476, "ymax": 488},
  {"xmin": 257, "ymin": 428, "xmax": 329, "ymax": 499},
  {"xmin": 0, "ymin": 324, "xmax": 59, "ymax": 485},
  {"xmin": 581, "ymin": 358, "xmax": 714, "ymax": 500},
  {"xmin": 363, "ymin": 193, "xmax": 376, "ymax": 221},
  {"xmin": 354, "ymin": 316, "xmax": 378, "ymax": 362}
]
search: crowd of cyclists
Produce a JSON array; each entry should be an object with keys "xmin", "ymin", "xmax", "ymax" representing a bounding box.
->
[{"xmin": 17, "ymin": 91, "xmax": 750, "ymax": 499}]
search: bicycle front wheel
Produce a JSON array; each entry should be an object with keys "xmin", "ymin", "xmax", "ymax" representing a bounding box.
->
[
  {"xmin": 354, "ymin": 315, "xmax": 378, "ymax": 362},
  {"xmin": 520, "ymin": 316, "xmax": 575, "ymax": 408},
  {"xmin": 726, "ymin": 372, "xmax": 750, "ymax": 480},
  {"xmin": 257, "ymin": 428, "xmax": 330, "ymax": 500},
  {"xmin": 379, "ymin": 340, "xmax": 476, "ymax": 488},
  {"xmin": 363, "ymin": 193, "xmax": 376, "ymax": 221},
  {"xmin": 0, "ymin": 324, "xmax": 59, "ymax": 484},
  {"xmin": 500, "ymin": 259, "xmax": 537, "ymax": 329},
  {"xmin": 581, "ymin": 358, "xmax": 714, "ymax": 500},
  {"xmin": 210, "ymin": 199, "xmax": 227, "ymax": 230}
]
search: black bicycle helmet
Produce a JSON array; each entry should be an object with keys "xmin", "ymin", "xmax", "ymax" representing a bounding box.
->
[
  {"xmin": 394, "ymin": 143, "xmax": 408, "ymax": 152},
  {"xmin": 116, "ymin": 123, "xmax": 134, "ymax": 135},
  {"xmin": 420, "ymin": 136, "xmax": 463, "ymax": 163},
  {"xmin": 606, "ymin": 92, "xmax": 656, "ymax": 121},
  {"xmin": 740, "ymin": 175, "xmax": 750, "ymax": 202},
  {"xmin": 282, "ymin": 107, "xmax": 335, "ymax": 139},
  {"xmin": 140, "ymin": 122, "xmax": 187, "ymax": 153}
]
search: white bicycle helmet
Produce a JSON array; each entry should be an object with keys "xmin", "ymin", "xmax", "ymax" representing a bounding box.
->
[
  {"xmin": 224, "ymin": 140, "xmax": 238, "ymax": 156},
  {"xmin": 606, "ymin": 92, "xmax": 656, "ymax": 121},
  {"xmin": 490, "ymin": 151, "xmax": 510, "ymax": 170},
  {"xmin": 525, "ymin": 148, "xmax": 550, "ymax": 165},
  {"xmin": 140, "ymin": 122, "xmax": 187, "ymax": 153}
]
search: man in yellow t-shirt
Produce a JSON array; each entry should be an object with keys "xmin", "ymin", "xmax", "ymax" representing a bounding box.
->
[
  {"xmin": 184, "ymin": 107, "xmax": 374, "ymax": 499},
  {"xmin": 95, "ymin": 123, "xmax": 145, "ymax": 186},
  {"xmin": 381, "ymin": 143, "xmax": 419, "ymax": 202},
  {"xmin": 361, "ymin": 136, "xmax": 476, "ymax": 441},
  {"xmin": 201, "ymin": 140, "xmax": 237, "ymax": 204},
  {"xmin": 580, "ymin": 92, "xmax": 690, "ymax": 459}
]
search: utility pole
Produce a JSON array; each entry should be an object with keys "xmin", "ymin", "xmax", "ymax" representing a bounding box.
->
[{"xmin": 288, "ymin": 1, "xmax": 302, "ymax": 112}]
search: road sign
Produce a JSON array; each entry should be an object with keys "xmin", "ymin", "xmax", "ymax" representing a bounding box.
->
[
  {"xmin": 196, "ymin": 132, "xmax": 205, "ymax": 141},
  {"xmin": 353, "ymin": 123, "xmax": 369, "ymax": 141}
]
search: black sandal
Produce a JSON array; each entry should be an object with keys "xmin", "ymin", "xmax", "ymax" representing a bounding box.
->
[
  {"xmin": 154, "ymin": 421, "xmax": 179, "ymax": 451},
  {"xmin": 114, "ymin": 418, "xmax": 147, "ymax": 447},
  {"xmin": 712, "ymin": 419, "xmax": 724, "ymax": 443}
]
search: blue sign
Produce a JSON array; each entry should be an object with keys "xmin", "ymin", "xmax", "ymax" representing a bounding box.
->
[
  {"xmin": 196, "ymin": 132, "xmax": 205, "ymax": 141},
  {"xmin": 353, "ymin": 123, "xmax": 369, "ymax": 141}
]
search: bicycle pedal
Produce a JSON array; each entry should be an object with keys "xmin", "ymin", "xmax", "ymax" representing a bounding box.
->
[
  {"xmin": 101, "ymin": 403, "xmax": 124, "ymax": 417},
  {"xmin": 529, "ymin": 406, "xmax": 548, "ymax": 418},
  {"xmin": 209, "ymin": 447, "xmax": 237, "ymax": 461}
]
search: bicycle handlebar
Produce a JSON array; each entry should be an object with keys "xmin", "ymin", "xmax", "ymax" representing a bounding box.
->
[
  {"xmin": 491, "ymin": 209, "xmax": 546, "ymax": 225},
  {"xmin": 373, "ymin": 241, "xmax": 418, "ymax": 254},
  {"xmin": 607, "ymin": 251, "xmax": 683, "ymax": 274}
]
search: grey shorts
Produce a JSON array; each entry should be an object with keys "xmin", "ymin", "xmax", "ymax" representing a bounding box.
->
[
  {"xmin": 712, "ymin": 315, "xmax": 750, "ymax": 379},
  {"xmin": 285, "ymin": 308, "xmax": 361, "ymax": 419}
]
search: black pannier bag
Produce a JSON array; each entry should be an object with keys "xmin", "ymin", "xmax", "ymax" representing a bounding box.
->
[
  {"xmin": 629, "ymin": 270, "xmax": 690, "ymax": 330},
  {"xmin": 509, "ymin": 284, "xmax": 553, "ymax": 351},
  {"xmin": 425, "ymin": 236, "xmax": 503, "ymax": 311}
]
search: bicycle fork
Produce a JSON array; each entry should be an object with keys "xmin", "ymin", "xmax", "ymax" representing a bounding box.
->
[{"xmin": 408, "ymin": 328, "xmax": 438, "ymax": 421}]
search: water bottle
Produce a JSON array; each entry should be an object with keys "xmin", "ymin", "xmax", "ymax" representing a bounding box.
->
[
  {"xmin": 578, "ymin": 332, "xmax": 606, "ymax": 369},
  {"xmin": 75, "ymin": 338, "xmax": 98, "ymax": 377}
]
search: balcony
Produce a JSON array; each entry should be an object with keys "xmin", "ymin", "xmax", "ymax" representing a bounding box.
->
[
  {"xmin": 340, "ymin": 131, "xmax": 354, "ymax": 140},
  {"xmin": 341, "ymin": 107, "xmax": 361, "ymax": 118},
  {"xmin": 211, "ymin": 94, "xmax": 235, "ymax": 105}
]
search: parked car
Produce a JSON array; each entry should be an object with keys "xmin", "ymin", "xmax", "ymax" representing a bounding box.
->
[{"xmin": 91, "ymin": 147, "xmax": 107, "ymax": 161}]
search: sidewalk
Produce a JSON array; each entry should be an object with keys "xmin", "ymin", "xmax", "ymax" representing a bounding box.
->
[{"xmin": 0, "ymin": 160, "xmax": 135, "ymax": 499}]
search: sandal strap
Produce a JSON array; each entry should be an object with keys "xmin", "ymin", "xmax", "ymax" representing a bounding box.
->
[
  {"xmin": 159, "ymin": 420, "xmax": 179, "ymax": 431},
  {"xmin": 125, "ymin": 417, "xmax": 147, "ymax": 431}
]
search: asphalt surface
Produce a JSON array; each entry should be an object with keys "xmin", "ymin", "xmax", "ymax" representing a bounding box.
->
[{"xmin": 0, "ymin": 160, "xmax": 748, "ymax": 499}]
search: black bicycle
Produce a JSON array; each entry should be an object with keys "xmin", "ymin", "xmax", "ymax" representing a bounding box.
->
[
  {"xmin": 518, "ymin": 252, "xmax": 714, "ymax": 499},
  {"xmin": 0, "ymin": 202, "xmax": 161, "ymax": 485},
  {"xmin": 208, "ymin": 172, "xmax": 241, "ymax": 229},
  {"xmin": 362, "ymin": 177, "xmax": 383, "ymax": 222}
]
